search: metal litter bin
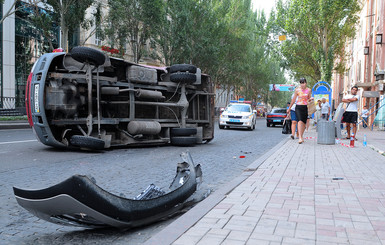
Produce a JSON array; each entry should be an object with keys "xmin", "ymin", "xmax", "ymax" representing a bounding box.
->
[{"xmin": 317, "ymin": 120, "xmax": 335, "ymax": 145}]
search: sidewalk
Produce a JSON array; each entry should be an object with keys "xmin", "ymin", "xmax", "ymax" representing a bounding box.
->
[
  {"xmin": 0, "ymin": 120, "xmax": 30, "ymax": 129},
  {"xmin": 145, "ymin": 127, "xmax": 385, "ymax": 245},
  {"xmin": 353, "ymin": 127, "xmax": 385, "ymax": 156}
]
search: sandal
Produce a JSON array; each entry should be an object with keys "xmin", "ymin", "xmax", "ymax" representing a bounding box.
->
[
  {"xmin": 291, "ymin": 135, "xmax": 294, "ymax": 139},
  {"xmin": 298, "ymin": 140, "xmax": 304, "ymax": 144}
]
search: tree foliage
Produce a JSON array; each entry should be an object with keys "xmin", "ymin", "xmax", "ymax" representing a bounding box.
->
[
  {"xmin": 103, "ymin": 0, "xmax": 164, "ymax": 62},
  {"xmin": 149, "ymin": 0, "xmax": 288, "ymax": 107},
  {"xmin": 276, "ymin": 0, "xmax": 361, "ymax": 83},
  {"xmin": 6, "ymin": 0, "xmax": 291, "ymax": 108},
  {"xmin": 0, "ymin": 0, "xmax": 43, "ymax": 24},
  {"xmin": 45, "ymin": 0, "xmax": 94, "ymax": 51}
]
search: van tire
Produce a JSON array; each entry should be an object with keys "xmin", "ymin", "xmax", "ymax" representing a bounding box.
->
[
  {"xmin": 170, "ymin": 73, "xmax": 196, "ymax": 84},
  {"xmin": 171, "ymin": 136, "xmax": 197, "ymax": 146},
  {"xmin": 70, "ymin": 135, "xmax": 105, "ymax": 150},
  {"xmin": 171, "ymin": 128, "xmax": 197, "ymax": 136},
  {"xmin": 70, "ymin": 46, "xmax": 105, "ymax": 66},
  {"xmin": 170, "ymin": 64, "xmax": 197, "ymax": 74}
]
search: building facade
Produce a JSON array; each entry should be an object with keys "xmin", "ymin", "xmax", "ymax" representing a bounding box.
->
[
  {"xmin": 1, "ymin": 0, "xmax": 61, "ymax": 110},
  {"xmin": 332, "ymin": 0, "xmax": 385, "ymax": 127}
]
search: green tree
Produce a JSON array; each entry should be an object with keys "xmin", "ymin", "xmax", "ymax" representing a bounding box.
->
[
  {"xmin": 100, "ymin": 0, "xmax": 288, "ymax": 107},
  {"xmin": 104, "ymin": 0, "xmax": 164, "ymax": 62},
  {"xmin": 45, "ymin": 0, "xmax": 94, "ymax": 51},
  {"xmin": 154, "ymin": 0, "xmax": 198, "ymax": 65},
  {"xmin": 30, "ymin": 5, "xmax": 57, "ymax": 51},
  {"xmin": 276, "ymin": 0, "xmax": 361, "ymax": 82},
  {"xmin": 0, "ymin": 0, "xmax": 43, "ymax": 24}
]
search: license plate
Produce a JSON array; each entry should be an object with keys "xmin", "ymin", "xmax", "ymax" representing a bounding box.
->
[
  {"xmin": 229, "ymin": 119, "xmax": 240, "ymax": 122},
  {"xmin": 273, "ymin": 120, "xmax": 281, "ymax": 122},
  {"xmin": 34, "ymin": 84, "xmax": 40, "ymax": 113}
]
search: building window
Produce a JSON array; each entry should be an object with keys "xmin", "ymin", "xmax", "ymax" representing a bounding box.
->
[
  {"xmin": 14, "ymin": 1, "xmax": 59, "ymax": 106},
  {"xmin": 358, "ymin": 60, "xmax": 361, "ymax": 82},
  {"xmin": 95, "ymin": 30, "xmax": 102, "ymax": 46}
]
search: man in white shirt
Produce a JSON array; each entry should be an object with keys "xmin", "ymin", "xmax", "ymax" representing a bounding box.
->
[
  {"xmin": 361, "ymin": 106, "xmax": 369, "ymax": 128},
  {"xmin": 321, "ymin": 98, "xmax": 330, "ymax": 120},
  {"xmin": 342, "ymin": 86, "xmax": 359, "ymax": 139}
]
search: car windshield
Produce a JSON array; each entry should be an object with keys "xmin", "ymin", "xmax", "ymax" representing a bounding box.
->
[
  {"xmin": 272, "ymin": 109, "xmax": 286, "ymax": 114},
  {"xmin": 226, "ymin": 104, "xmax": 250, "ymax": 112}
]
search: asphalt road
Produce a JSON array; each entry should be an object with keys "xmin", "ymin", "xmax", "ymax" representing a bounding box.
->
[{"xmin": 0, "ymin": 119, "xmax": 287, "ymax": 244}]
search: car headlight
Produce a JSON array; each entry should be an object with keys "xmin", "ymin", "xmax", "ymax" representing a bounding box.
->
[
  {"xmin": 220, "ymin": 114, "xmax": 228, "ymax": 119},
  {"xmin": 242, "ymin": 114, "xmax": 253, "ymax": 119}
]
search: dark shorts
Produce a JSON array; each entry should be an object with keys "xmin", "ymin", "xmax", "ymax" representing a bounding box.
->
[
  {"xmin": 295, "ymin": 105, "xmax": 308, "ymax": 123},
  {"xmin": 342, "ymin": 111, "xmax": 358, "ymax": 124},
  {"xmin": 290, "ymin": 110, "xmax": 297, "ymax": 121}
]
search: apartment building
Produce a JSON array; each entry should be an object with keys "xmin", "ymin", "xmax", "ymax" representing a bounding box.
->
[{"xmin": 332, "ymin": 0, "xmax": 385, "ymax": 127}]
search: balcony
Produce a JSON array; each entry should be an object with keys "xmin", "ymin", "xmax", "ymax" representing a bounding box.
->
[
  {"xmin": 362, "ymin": 91, "xmax": 380, "ymax": 98},
  {"xmin": 355, "ymin": 82, "xmax": 373, "ymax": 87}
]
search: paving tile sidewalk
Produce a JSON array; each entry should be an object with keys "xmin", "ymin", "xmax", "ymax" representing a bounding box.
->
[
  {"xmin": 146, "ymin": 128, "xmax": 385, "ymax": 245},
  {"xmin": 355, "ymin": 127, "xmax": 385, "ymax": 156}
]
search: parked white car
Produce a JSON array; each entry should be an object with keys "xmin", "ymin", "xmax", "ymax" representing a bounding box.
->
[{"xmin": 219, "ymin": 103, "xmax": 256, "ymax": 130}]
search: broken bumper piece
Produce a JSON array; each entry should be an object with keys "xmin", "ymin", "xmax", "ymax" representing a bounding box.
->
[{"xmin": 13, "ymin": 152, "xmax": 202, "ymax": 229}]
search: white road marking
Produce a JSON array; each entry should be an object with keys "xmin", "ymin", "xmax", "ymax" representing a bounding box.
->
[{"xmin": 0, "ymin": 139, "xmax": 37, "ymax": 145}]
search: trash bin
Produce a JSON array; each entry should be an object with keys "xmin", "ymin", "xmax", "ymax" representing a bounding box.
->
[{"xmin": 317, "ymin": 120, "xmax": 335, "ymax": 145}]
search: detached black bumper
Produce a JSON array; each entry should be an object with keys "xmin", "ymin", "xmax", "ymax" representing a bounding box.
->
[{"xmin": 13, "ymin": 152, "xmax": 202, "ymax": 229}]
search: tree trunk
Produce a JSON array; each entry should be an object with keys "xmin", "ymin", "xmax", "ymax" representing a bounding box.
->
[{"xmin": 60, "ymin": 10, "xmax": 68, "ymax": 51}]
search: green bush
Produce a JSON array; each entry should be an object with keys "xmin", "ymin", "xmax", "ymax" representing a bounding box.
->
[{"xmin": 0, "ymin": 116, "xmax": 28, "ymax": 121}]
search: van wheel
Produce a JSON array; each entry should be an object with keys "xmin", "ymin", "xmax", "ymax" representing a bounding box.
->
[
  {"xmin": 170, "ymin": 64, "xmax": 197, "ymax": 74},
  {"xmin": 171, "ymin": 136, "xmax": 197, "ymax": 146},
  {"xmin": 70, "ymin": 135, "xmax": 105, "ymax": 150},
  {"xmin": 70, "ymin": 46, "xmax": 105, "ymax": 66},
  {"xmin": 170, "ymin": 73, "xmax": 196, "ymax": 84},
  {"xmin": 170, "ymin": 128, "xmax": 197, "ymax": 136}
]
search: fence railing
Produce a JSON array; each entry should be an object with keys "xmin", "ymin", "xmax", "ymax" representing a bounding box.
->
[{"xmin": 0, "ymin": 97, "xmax": 26, "ymax": 116}]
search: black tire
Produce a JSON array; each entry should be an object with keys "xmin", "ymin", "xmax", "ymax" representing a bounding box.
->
[
  {"xmin": 267, "ymin": 123, "xmax": 270, "ymax": 127},
  {"xmin": 219, "ymin": 125, "xmax": 225, "ymax": 129},
  {"xmin": 170, "ymin": 64, "xmax": 197, "ymax": 74},
  {"xmin": 171, "ymin": 136, "xmax": 197, "ymax": 146},
  {"xmin": 70, "ymin": 46, "xmax": 105, "ymax": 66},
  {"xmin": 70, "ymin": 135, "xmax": 105, "ymax": 150},
  {"xmin": 170, "ymin": 73, "xmax": 196, "ymax": 83},
  {"xmin": 272, "ymin": 124, "xmax": 275, "ymax": 127},
  {"xmin": 171, "ymin": 128, "xmax": 197, "ymax": 136}
]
